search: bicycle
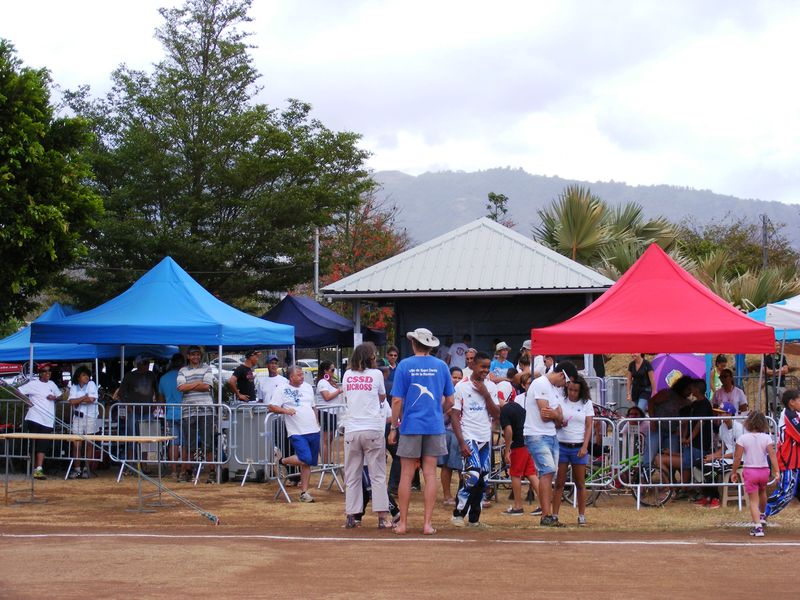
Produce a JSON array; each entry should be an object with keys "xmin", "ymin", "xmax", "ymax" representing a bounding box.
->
[{"xmin": 561, "ymin": 444, "xmax": 672, "ymax": 507}]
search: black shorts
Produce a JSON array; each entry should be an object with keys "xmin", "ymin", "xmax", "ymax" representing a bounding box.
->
[{"xmin": 23, "ymin": 420, "xmax": 54, "ymax": 456}]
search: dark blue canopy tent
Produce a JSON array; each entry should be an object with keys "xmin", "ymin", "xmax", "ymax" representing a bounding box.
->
[
  {"xmin": 261, "ymin": 295, "xmax": 386, "ymax": 348},
  {"xmin": 0, "ymin": 303, "xmax": 177, "ymax": 362}
]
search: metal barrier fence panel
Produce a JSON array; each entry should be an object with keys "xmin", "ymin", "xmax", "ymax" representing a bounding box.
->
[
  {"xmin": 107, "ymin": 402, "xmax": 230, "ymax": 484},
  {"xmin": 616, "ymin": 415, "xmax": 778, "ymax": 510},
  {"xmin": 228, "ymin": 402, "xmax": 271, "ymax": 483},
  {"xmin": 0, "ymin": 398, "xmax": 105, "ymax": 471},
  {"xmin": 263, "ymin": 405, "xmax": 346, "ymax": 501}
]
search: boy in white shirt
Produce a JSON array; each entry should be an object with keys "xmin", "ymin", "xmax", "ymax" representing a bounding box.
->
[{"xmin": 450, "ymin": 352, "xmax": 500, "ymax": 528}]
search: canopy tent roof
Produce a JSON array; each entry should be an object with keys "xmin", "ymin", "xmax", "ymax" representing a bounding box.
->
[
  {"xmin": 262, "ymin": 295, "xmax": 386, "ymax": 348},
  {"xmin": 31, "ymin": 258, "xmax": 295, "ymax": 347},
  {"xmin": 748, "ymin": 298, "xmax": 800, "ymax": 341},
  {"xmin": 765, "ymin": 295, "xmax": 800, "ymax": 332},
  {"xmin": 531, "ymin": 244, "xmax": 775, "ymax": 354},
  {"xmin": 321, "ymin": 218, "xmax": 613, "ymax": 299},
  {"xmin": 0, "ymin": 304, "xmax": 177, "ymax": 361}
]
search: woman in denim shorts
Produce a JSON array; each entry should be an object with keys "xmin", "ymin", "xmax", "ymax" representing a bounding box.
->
[{"xmin": 552, "ymin": 375, "xmax": 594, "ymax": 526}]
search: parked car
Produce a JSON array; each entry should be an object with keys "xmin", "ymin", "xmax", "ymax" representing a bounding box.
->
[{"xmin": 210, "ymin": 354, "xmax": 244, "ymax": 382}]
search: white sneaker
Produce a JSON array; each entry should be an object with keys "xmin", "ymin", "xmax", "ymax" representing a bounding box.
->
[
  {"xmin": 451, "ymin": 515, "xmax": 465, "ymax": 527},
  {"xmin": 577, "ymin": 515, "xmax": 587, "ymax": 526},
  {"xmin": 299, "ymin": 491, "xmax": 315, "ymax": 503},
  {"xmin": 466, "ymin": 521, "xmax": 491, "ymax": 529}
]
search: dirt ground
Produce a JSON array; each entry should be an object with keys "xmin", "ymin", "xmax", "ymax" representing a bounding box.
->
[{"xmin": 2, "ymin": 469, "xmax": 799, "ymax": 599}]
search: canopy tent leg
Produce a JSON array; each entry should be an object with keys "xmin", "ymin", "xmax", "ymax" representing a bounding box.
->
[
  {"xmin": 353, "ymin": 299, "xmax": 362, "ymax": 347},
  {"xmin": 217, "ymin": 345, "xmax": 223, "ymax": 485},
  {"xmin": 120, "ymin": 345, "xmax": 126, "ymax": 383},
  {"xmin": 28, "ymin": 344, "xmax": 34, "ymax": 378}
]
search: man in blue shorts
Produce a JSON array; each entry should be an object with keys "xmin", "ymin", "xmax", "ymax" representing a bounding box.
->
[
  {"xmin": 388, "ymin": 328, "xmax": 455, "ymax": 534},
  {"xmin": 525, "ymin": 360, "xmax": 577, "ymax": 527},
  {"xmin": 269, "ymin": 366, "xmax": 320, "ymax": 503}
]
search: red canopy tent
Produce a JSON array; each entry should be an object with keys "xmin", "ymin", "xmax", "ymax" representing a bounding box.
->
[{"xmin": 531, "ymin": 244, "xmax": 775, "ymax": 354}]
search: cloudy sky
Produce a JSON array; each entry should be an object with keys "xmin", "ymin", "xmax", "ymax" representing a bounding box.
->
[{"xmin": 3, "ymin": 0, "xmax": 799, "ymax": 204}]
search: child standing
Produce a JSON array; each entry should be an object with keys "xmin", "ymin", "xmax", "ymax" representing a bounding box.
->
[
  {"xmin": 731, "ymin": 412, "xmax": 778, "ymax": 537},
  {"xmin": 764, "ymin": 389, "xmax": 800, "ymax": 519}
]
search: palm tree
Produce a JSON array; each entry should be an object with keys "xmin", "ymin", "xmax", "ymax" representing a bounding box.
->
[
  {"xmin": 533, "ymin": 186, "xmax": 609, "ymax": 262},
  {"xmin": 533, "ymin": 186, "xmax": 678, "ymax": 273}
]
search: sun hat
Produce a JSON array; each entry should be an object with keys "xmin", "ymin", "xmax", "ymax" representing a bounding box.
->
[
  {"xmin": 406, "ymin": 328, "xmax": 440, "ymax": 348},
  {"xmin": 521, "ymin": 340, "xmax": 531, "ymax": 350},
  {"xmin": 496, "ymin": 341, "xmax": 511, "ymax": 352}
]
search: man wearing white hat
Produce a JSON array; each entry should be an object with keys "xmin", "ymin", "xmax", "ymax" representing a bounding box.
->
[{"xmin": 388, "ymin": 328, "xmax": 455, "ymax": 535}]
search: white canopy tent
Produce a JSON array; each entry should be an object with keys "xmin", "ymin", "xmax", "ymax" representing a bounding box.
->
[{"xmin": 765, "ymin": 295, "xmax": 800, "ymax": 329}]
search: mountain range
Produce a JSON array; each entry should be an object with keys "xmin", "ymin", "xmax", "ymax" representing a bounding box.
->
[{"xmin": 372, "ymin": 168, "xmax": 800, "ymax": 247}]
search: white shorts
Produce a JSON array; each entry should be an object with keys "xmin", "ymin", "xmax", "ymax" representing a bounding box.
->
[{"xmin": 71, "ymin": 415, "xmax": 98, "ymax": 435}]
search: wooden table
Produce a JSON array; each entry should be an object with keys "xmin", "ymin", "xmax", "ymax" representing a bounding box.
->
[{"xmin": 1, "ymin": 432, "xmax": 175, "ymax": 512}]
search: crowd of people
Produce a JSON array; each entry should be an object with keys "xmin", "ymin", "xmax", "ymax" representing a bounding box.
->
[{"xmin": 13, "ymin": 336, "xmax": 800, "ymax": 538}]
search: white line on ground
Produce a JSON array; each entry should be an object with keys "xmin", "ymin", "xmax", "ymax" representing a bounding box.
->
[{"xmin": 2, "ymin": 532, "xmax": 800, "ymax": 547}]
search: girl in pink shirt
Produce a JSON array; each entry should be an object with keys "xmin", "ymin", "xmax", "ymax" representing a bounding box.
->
[{"xmin": 731, "ymin": 412, "xmax": 778, "ymax": 537}]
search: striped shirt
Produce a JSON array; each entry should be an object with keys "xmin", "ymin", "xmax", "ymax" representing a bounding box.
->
[{"xmin": 177, "ymin": 364, "xmax": 214, "ymax": 417}]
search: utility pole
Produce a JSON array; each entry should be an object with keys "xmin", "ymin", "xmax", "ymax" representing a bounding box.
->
[
  {"xmin": 313, "ymin": 226, "xmax": 320, "ymax": 301},
  {"xmin": 761, "ymin": 214, "xmax": 769, "ymax": 269}
]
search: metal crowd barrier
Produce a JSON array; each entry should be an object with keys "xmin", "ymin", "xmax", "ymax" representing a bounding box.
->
[
  {"xmin": 315, "ymin": 403, "xmax": 346, "ymax": 491},
  {"xmin": 616, "ymin": 415, "xmax": 778, "ymax": 510},
  {"xmin": 107, "ymin": 402, "xmax": 230, "ymax": 485},
  {"xmin": 228, "ymin": 402, "xmax": 271, "ymax": 485},
  {"xmin": 0, "ymin": 398, "xmax": 106, "ymax": 475},
  {"xmin": 263, "ymin": 407, "xmax": 346, "ymax": 503}
]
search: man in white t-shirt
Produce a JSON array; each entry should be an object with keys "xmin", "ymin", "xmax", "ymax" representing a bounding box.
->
[
  {"xmin": 461, "ymin": 347, "xmax": 477, "ymax": 380},
  {"xmin": 524, "ymin": 360, "xmax": 577, "ymax": 526},
  {"xmin": 256, "ymin": 354, "xmax": 288, "ymax": 403},
  {"xmin": 437, "ymin": 336, "xmax": 453, "ymax": 364},
  {"xmin": 19, "ymin": 365, "xmax": 62, "ymax": 479},
  {"xmin": 269, "ymin": 366, "xmax": 320, "ymax": 503},
  {"xmin": 448, "ymin": 334, "xmax": 471, "ymax": 369},
  {"xmin": 450, "ymin": 352, "xmax": 500, "ymax": 528}
]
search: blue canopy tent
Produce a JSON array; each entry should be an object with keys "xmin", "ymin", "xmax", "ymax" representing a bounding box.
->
[
  {"xmin": 261, "ymin": 295, "xmax": 386, "ymax": 348},
  {"xmin": 31, "ymin": 258, "xmax": 295, "ymax": 347},
  {"xmin": 0, "ymin": 303, "xmax": 177, "ymax": 362},
  {"xmin": 31, "ymin": 257, "xmax": 294, "ymax": 405}
]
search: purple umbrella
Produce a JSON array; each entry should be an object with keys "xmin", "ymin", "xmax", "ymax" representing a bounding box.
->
[{"xmin": 651, "ymin": 353, "xmax": 706, "ymax": 392}]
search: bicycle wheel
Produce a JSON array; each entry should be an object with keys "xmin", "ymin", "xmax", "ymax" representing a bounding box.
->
[{"xmin": 632, "ymin": 468, "xmax": 673, "ymax": 507}]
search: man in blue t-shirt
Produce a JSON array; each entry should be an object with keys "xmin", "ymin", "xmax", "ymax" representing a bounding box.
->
[
  {"xmin": 388, "ymin": 328, "xmax": 455, "ymax": 535},
  {"xmin": 489, "ymin": 341, "xmax": 514, "ymax": 384},
  {"xmin": 158, "ymin": 352, "xmax": 185, "ymax": 478}
]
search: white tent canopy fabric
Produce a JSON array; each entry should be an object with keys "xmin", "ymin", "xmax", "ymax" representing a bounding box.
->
[{"xmin": 765, "ymin": 295, "xmax": 800, "ymax": 330}]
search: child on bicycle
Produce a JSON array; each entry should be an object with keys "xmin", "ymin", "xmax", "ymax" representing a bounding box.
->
[{"xmin": 731, "ymin": 411, "xmax": 778, "ymax": 537}]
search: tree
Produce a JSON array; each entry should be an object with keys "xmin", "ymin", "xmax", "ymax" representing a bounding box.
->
[
  {"xmin": 679, "ymin": 214, "xmax": 800, "ymax": 275},
  {"xmin": 0, "ymin": 40, "xmax": 103, "ymax": 323},
  {"xmin": 532, "ymin": 185, "xmax": 678, "ymax": 273},
  {"xmin": 486, "ymin": 191, "xmax": 515, "ymax": 227},
  {"xmin": 294, "ymin": 192, "xmax": 410, "ymax": 332},
  {"xmin": 61, "ymin": 0, "xmax": 373, "ymax": 310},
  {"xmin": 679, "ymin": 216, "xmax": 800, "ymax": 309}
]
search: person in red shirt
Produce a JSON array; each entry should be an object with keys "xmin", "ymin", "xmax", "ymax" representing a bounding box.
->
[{"xmin": 764, "ymin": 389, "xmax": 800, "ymax": 521}]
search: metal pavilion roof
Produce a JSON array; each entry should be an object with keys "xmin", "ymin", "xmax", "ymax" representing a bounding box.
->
[{"xmin": 321, "ymin": 217, "xmax": 614, "ymax": 299}]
